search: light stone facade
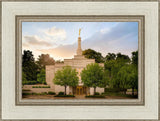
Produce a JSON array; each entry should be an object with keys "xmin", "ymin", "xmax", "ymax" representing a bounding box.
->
[{"xmin": 46, "ymin": 36, "xmax": 104, "ymax": 95}]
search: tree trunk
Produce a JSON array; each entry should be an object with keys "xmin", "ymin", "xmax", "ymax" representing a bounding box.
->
[
  {"xmin": 86, "ymin": 87, "xmax": 88, "ymax": 96},
  {"xmin": 123, "ymin": 88, "xmax": 126, "ymax": 95},
  {"xmin": 73, "ymin": 87, "xmax": 74, "ymax": 95},
  {"xmin": 64, "ymin": 85, "xmax": 67, "ymax": 95},
  {"xmin": 94, "ymin": 87, "xmax": 96, "ymax": 95},
  {"xmin": 132, "ymin": 87, "xmax": 134, "ymax": 96}
]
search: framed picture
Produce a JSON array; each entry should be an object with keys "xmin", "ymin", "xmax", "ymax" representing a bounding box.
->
[{"xmin": 1, "ymin": 0, "xmax": 159, "ymax": 120}]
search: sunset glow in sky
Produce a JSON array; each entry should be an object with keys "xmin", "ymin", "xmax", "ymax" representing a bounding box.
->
[{"xmin": 22, "ymin": 22, "xmax": 138, "ymax": 61}]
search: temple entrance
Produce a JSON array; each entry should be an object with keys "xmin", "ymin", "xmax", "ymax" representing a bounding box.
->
[{"xmin": 73, "ymin": 86, "xmax": 87, "ymax": 95}]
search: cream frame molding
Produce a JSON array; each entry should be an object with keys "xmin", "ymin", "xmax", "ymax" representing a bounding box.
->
[
  {"xmin": 15, "ymin": 15, "xmax": 144, "ymax": 106},
  {"xmin": 1, "ymin": 0, "xmax": 159, "ymax": 120}
]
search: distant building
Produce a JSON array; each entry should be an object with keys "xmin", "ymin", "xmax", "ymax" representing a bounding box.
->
[{"xmin": 46, "ymin": 32, "xmax": 104, "ymax": 95}]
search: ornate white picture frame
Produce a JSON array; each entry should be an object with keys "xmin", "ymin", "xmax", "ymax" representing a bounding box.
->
[{"xmin": 1, "ymin": 0, "xmax": 159, "ymax": 120}]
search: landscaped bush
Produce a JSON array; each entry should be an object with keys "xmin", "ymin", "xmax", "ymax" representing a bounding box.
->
[
  {"xmin": 94, "ymin": 92, "xmax": 100, "ymax": 95},
  {"xmin": 54, "ymin": 95, "xmax": 75, "ymax": 97},
  {"xmin": 85, "ymin": 95, "xmax": 105, "ymax": 98},
  {"xmin": 48, "ymin": 91, "xmax": 56, "ymax": 95},
  {"xmin": 22, "ymin": 92, "xmax": 48, "ymax": 96},
  {"xmin": 22, "ymin": 89, "xmax": 31, "ymax": 91},
  {"xmin": 22, "ymin": 92, "xmax": 32, "ymax": 95},
  {"xmin": 41, "ymin": 92, "xmax": 48, "ymax": 95},
  {"xmin": 58, "ymin": 92, "xmax": 64, "ymax": 95},
  {"xmin": 32, "ymin": 85, "xmax": 50, "ymax": 88},
  {"xmin": 22, "ymin": 81, "xmax": 38, "ymax": 85}
]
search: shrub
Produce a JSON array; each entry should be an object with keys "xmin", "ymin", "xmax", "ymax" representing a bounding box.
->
[
  {"xmin": 48, "ymin": 91, "xmax": 56, "ymax": 95},
  {"xmin": 94, "ymin": 92, "xmax": 100, "ymax": 95},
  {"xmin": 44, "ymin": 86, "xmax": 50, "ymax": 88},
  {"xmin": 22, "ymin": 93, "xmax": 32, "ymax": 95},
  {"xmin": 23, "ymin": 92, "xmax": 49, "ymax": 96},
  {"xmin": 58, "ymin": 92, "xmax": 64, "ymax": 95},
  {"xmin": 54, "ymin": 95, "xmax": 75, "ymax": 97},
  {"xmin": 23, "ymin": 81, "xmax": 38, "ymax": 85},
  {"xmin": 41, "ymin": 92, "xmax": 48, "ymax": 95},
  {"xmin": 22, "ymin": 89, "xmax": 31, "ymax": 91},
  {"xmin": 85, "ymin": 95, "xmax": 105, "ymax": 98},
  {"xmin": 32, "ymin": 85, "xmax": 50, "ymax": 88}
]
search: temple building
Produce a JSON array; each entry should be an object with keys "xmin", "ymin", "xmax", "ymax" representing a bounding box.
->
[{"xmin": 45, "ymin": 29, "xmax": 104, "ymax": 95}]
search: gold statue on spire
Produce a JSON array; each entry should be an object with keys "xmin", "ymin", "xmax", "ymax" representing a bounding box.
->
[{"xmin": 79, "ymin": 28, "xmax": 81, "ymax": 36}]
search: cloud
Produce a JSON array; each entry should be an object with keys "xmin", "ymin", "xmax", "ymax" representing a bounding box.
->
[
  {"xmin": 38, "ymin": 44, "xmax": 77, "ymax": 60},
  {"xmin": 22, "ymin": 22, "xmax": 138, "ymax": 60},
  {"xmin": 100, "ymin": 28, "xmax": 110, "ymax": 34},
  {"xmin": 82, "ymin": 22, "xmax": 138, "ymax": 56},
  {"xmin": 38, "ymin": 22, "xmax": 138, "ymax": 60},
  {"xmin": 23, "ymin": 35, "xmax": 52, "ymax": 47},
  {"xmin": 44, "ymin": 27, "xmax": 66, "ymax": 40},
  {"xmin": 22, "ymin": 27, "xmax": 67, "ymax": 60}
]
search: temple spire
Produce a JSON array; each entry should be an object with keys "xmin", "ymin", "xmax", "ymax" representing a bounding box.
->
[
  {"xmin": 79, "ymin": 28, "xmax": 81, "ymax": 37},
  {"xmin": 77, "ymin": 29, "xmax": 82, "ymax": 55}
]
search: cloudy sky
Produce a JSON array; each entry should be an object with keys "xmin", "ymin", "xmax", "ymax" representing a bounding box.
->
[{"xmin": 22, "ymin": 22, "xmax": 138, "ymax": 61}]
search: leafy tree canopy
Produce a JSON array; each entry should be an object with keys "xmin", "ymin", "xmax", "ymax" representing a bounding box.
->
[
  {"xmin": 131, "ymin": 50, "xmax": 138, "ymax": 66},
  {"xmin": 53, "ymin": 66, "xmax": 79, "ymax": 95},
  {"xmin": 105, "ymin": 53, "xmax": 116, "ymax": 61},
  {"xmin": 36, "ymin": 54, "xmax": 55, "ymax": 70},
  {"xmin": 117, "ymin": 64, "xmax": 138, "ymax": 94},
  {"xmin": 82, "ymin": 49, "xmax": 104, "ymax": 63},
  {"xmin": 98, "ymin": 70, "xmax": 110, "ymax": 88},
  {"xmin": 127, "ymin": 65, "xmax": 138, "ymax": 90},
  {"xmin": 55, "ymin": 60, "xmax": 64, "ymax": 64},
  {"xmin": 116, "ymin": 53, "xmax": 130, "ymax": 63},
  {"xmin": 22, "ymin": 50, "xmax": 38, "ymax": 82},
  {"xmin": 81, "ymin": 63, "xmax": 104, "ymax": 94},
  {"xmin": 37, "ymin": 69, "xmax": 46, "ymax": 84}
]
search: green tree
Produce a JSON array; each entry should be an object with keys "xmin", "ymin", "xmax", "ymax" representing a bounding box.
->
[
  {"xmin": 128, "ymin": 65, "xmax": 138, "ymax": 95},
  {"xmin": 22, "ymin": 50, "xmax": 38, "ymax": 83},
  {"xmin": 108, "ymin": 53, "xmax": 131, "ymax": 88},
  {"xmin": 104, "ymin": 60, "xmax": 116, "ymax": 77},
  {"xmin": 36, "ymin": 54, "xmax": 55, "ymax": 70},
  {"xmin": 37, "ymin": 69, "xmax": 46, "ymax": 84},
  {"xmin": 105, "ymin": 53, "xmax": 116, "ymax": 61},
  {"xmin": 82, "ymin": 49, "xmax": 104, "ymax": 63},
  {"xmin": 117, "ymin": 65, "xmax": 132, "ymax": 94},
  {"xmin": 132, "ymin": 51, "xmax": 138, "ymax": 66},
  {"xmin": 116, "ymin": 53, "xmax": 130, "ymax": 62},
  {"xmin": 98, "ymin": 70, "xmax": 110, "ymax": 89},
  {"xmin": 53, "ymin": 66, "xmax": 79, "ymax": 95},
  {"xmin": 55, "ymin": 60, "xmax": 64, "ymax": 64},
  {"xmin": 130, "ymin": 51, "xmax": 138, "ymax": 95},
  {"xmin": 22, "ymin": 71, "xmax": 27, "ymax": 85},
  {"xmin": 81, "ymin": 63, "xmax": 104, "ymax": 95}
]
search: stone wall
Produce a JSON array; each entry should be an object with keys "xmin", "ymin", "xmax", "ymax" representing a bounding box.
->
[
  {"xmin": 23, "ymin": 85, "xmax": 54, "ymax": 93},
  {"xmin": 90, "ymin": 87, "xmax": 104, "ymax": 95},
  {"xmin": 45, "ymin": 65, "xmax": 55, "ymax": 89}
]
